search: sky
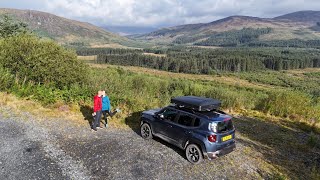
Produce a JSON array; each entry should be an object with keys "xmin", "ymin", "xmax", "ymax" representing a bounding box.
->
[{"xmin": 1, "ymin": 0, "xmax": 320, "ymax": 28}]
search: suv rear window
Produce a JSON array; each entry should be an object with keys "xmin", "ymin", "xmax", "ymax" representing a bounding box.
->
[{"xmin": 217, "ymin": 119, "xmax": 234, "ymax": 133}]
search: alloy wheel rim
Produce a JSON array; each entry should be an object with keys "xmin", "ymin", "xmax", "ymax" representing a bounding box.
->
[
  {"xmin": 142, "ymin": 125, "xmax": 150, "ymax": 138},
  {"xmin": 187, "ymin": 147, "xmax": 199, "ymax": 162}
]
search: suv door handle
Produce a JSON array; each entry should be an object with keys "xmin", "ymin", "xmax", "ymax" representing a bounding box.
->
[{"xmin": 167, "ymin": 125, "xmax": 172, "ymax": 128}]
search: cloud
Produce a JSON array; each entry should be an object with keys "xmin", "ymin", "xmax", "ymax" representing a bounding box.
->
[
  {"xmin": 0, "ymin": 0, "xmax": 46, "ymax": 11},
  {"xmin": 1, "ymin": 0, "xmax": 320, "ymax": 27},
  {"xmin": 42, "ymin": 0, "xmax": 183, "ymax": 27}
]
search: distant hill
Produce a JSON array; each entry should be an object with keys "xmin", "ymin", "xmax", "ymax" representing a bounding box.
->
[
  {"xmin": 274, "ymin": 10, "xmax": 320, "ymax": 24},
  {"xmin": 102, "ymin": 26, "xmax": 158, "ymax": 36},
  {"xmin": 133, "ymin": 11, "xmax": 320, "ymax": 45},
  {"xmin": 134, "ymin": 16, "xmax": 273, "ymax": 38},
  {"xmin": 0, "ymin": 8, "xmax": 142, "ymax": 47}
]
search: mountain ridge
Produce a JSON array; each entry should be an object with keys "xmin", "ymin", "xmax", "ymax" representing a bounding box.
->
[
  {"xmin": 274, "ymin": 10, "xmax": 320, "ymax": 23},
  {"xmin": 132, "ymin": 11, "xmax": 320, "ymax": 44},
  {"xmin": 0, "ymin": 8, "xmax": 138, "ymax": 47}
]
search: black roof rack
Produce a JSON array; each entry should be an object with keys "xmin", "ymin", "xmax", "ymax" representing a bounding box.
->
[{"xmin": 171, "ymin": 96, "xmax": 221, "ymax": 112}]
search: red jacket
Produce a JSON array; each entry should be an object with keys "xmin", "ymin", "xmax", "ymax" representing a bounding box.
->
[{"xmin": 93, "ymin": 95, "xmax": 102, "ymax": 112}]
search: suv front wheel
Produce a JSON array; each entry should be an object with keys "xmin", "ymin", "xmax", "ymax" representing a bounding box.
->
[
  {"xmin": 140, "ymin": 123, "xmax": 153, "ymax": 140},
  {"xmin": 186, "ymin": 144, "xmax": 203, "ymax": 164}
]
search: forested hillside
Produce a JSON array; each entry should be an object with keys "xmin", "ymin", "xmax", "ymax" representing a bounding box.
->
[
  {"xmin": 76, "ymin": 47, "xmax": 320, "ymax": 73},
  {"xmin": 192, "ymin": 28, "xmax": 272, "ymax": 46}
]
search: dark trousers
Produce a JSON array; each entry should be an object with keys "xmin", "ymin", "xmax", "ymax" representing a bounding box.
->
[
  {"xmin": 102, "ymin": 110, "xmax": 117, "ymax": 125},
  {"xmin": 93, "ymin": 110, "xmax": 102, "ymax": 129}
]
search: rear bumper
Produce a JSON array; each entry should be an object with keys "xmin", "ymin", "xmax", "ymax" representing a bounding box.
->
[{"xmin": 204, "ymin": 143, "xmax": 236, "ymax": 159}]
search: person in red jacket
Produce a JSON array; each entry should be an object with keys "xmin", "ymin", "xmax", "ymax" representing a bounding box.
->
[{"xmin": 92, "ymin": 90, "xmax": 103, "ymax": 131}]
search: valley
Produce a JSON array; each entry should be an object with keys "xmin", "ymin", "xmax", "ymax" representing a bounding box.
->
[{"xmin": 0, "ymin": 7, "xmax": 320, "ymax": 180}]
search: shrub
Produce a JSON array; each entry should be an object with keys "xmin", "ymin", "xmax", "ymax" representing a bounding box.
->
[
  {"xmin": 258, "ymin": 90, "xmax": 314, "ymax": 119},
  {"xmin": 0, "ymin": 66, "xmax": 14, "ymax": 90},
  {"xmin": 0, "ymin": 33, "xmax": 89, "ymax": 89},
  {"xmin": 0, "ymin": 15, "xmax": 27, "ymax": 38}
]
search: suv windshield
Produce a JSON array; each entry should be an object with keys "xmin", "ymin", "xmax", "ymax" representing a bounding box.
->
[{"xmin": 217, "ymin": 119, "xmax": 234, "ymax": 133}]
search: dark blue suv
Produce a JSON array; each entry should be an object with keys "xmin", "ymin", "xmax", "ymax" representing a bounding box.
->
[{"xmin": 140, "ymin": 96, "xmax": 236, "ymax": 164}]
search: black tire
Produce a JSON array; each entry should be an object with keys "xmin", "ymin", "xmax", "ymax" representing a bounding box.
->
[
  {"xmin": 140, "ymin": 123, "xmax": 153, "ymax": 140},
  {"xmin": 185, "ymin": 144, "xmax": 203, "ymax": 164}
]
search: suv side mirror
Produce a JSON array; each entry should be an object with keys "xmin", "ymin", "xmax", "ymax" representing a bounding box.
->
[{"xmin": 158, "ymin": 114, "xmax": 164, "ymax": 119}]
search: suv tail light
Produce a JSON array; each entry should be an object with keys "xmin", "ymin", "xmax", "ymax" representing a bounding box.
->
[{"xmin": 208, "ymin": 135, "xmax": 217, "ymax": 142}]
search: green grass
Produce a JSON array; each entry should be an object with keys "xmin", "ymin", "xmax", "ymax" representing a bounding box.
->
[
  {"xmin": 90, "ymin": 66, "xmax": 320, "ymax": 134},
  {"xmin": 2, "ymin": 52, "xmax": 320, "ymax": 132},
  {"xmin": 226, "ymin": 70, "xmax": 320, "ymax": 98}
]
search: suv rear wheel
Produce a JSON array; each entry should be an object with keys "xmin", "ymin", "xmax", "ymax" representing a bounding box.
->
[
  {"xmin": 186, "ymin": 144, "xmax": 203, "ymax": 164},
  {"xmin": 140, "ymin": 123, "xmax": 153, "ymax": 140}
]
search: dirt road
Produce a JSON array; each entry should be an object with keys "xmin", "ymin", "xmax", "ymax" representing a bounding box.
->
[{"xmin": 0, "ymin": 106, "xmax": 318, "ymax": 179}]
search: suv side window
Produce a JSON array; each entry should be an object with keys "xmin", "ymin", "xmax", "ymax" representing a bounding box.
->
[
  {"xmin": 177, "ymin": 113, "xmax": 196, "ymax": 127},
  {"xmin": 194, "ymin": 118, "xmax": 201, "ymax": 127},
  {"xmin": 162, "ymin": 109, "xmax": 178, "ymax": 122}
]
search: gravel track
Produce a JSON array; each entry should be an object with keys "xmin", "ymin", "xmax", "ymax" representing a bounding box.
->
[
  {"xmin": 0, "ymin": 107, "xmax": 91, "ymax": 180},
  {"xmin": 0, "ymin": 106, "xmax": 290, "ymax": 179}
]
